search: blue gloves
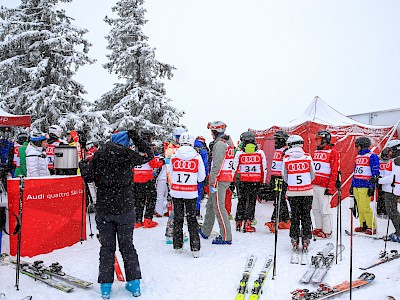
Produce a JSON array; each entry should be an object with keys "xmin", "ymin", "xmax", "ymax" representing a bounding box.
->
[{"xmin": 210, "ymin": 187, "xmax": 218, "ymax": 193}]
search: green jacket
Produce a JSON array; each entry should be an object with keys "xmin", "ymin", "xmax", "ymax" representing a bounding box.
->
[{"xmin": 14, "ymin": 142, "xmax": 28, "ymax": 177}]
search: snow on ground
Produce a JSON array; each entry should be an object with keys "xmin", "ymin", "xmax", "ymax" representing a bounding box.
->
[{"xmin": 1, "ymin": 196, "xmax": 400, "ymax": 300}]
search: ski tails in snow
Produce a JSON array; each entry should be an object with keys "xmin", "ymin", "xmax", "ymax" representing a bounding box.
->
[
  {"xmin": 291, "ymin": 272, "xmax": 375, "ymax": 300},
  {"xmin": 235, "ymin": 254, "xmax": 257, "ymax": 300},
  {"xmin": 248, "ymin": 256, "xmax": 274, "ymax": 300},
  {"xmin": 300, "ymin": 243, "xmax": 334, "ymax": 283}
]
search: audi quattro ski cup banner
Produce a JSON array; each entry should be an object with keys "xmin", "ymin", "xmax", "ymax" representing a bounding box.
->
[
  {"xmin": 8, "ymin": 176, "xmax": 86, "ymax": 257},
  {"xmin": 252, "ymin": 122, "xmax": 398, "ymax": 206}
]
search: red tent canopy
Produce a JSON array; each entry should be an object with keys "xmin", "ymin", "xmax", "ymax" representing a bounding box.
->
[
  {"xmin": 250, "ymin": 97, "xmax": 400, "ymax": 205},
  {"xmin": 0, "ymin": 108, "xmax": 31, "ymax": 127}
]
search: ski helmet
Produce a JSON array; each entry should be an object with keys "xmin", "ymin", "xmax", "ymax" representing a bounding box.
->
[
  {"xmin": 140, "ymin": 129, "xmax": 154, "ymax": 142},
  {"xmin": 286, "ymin": 135, "xmax": 304, "ymax": 149},
  {"xmin": 355, "ymin": 136, "xmax": 371, "ymax": 149},
  {"xmin": 207, "ymin": 121, "xmax": 227, "ymax": 133},
  {"xmin": 387, "ymin": 139, "xmax": 400, "ymax": 157},
  {"xmin": 30, "ymin": 131, "xmax": 47, "ymax": 147},
  {"xmin": 85, "ymin": 140, "xmax": 94, "ymax": 150},
  {"xmin": 179, "ymin": 132, "xmax": 195, "ymax": 147},
  {"xmin": 273, "ymin": 130, "xmax": 289, "ymax": 149},
  {"xmin": 17, "ymin": 133, "xmax": 29, "ymax": 145},
  {"xmin": 240, "ymin": 131, "xmax": 256, "ymax": 144},
  {"xmin": 196, "ymin": 136, "xmax": 206, "ymax": 144},
  {"xmin": 49, "ymin": 125, "xmax": 62, "ymax": 138},
  {"xmin": 172, "ymin": 126, "xmax": 186, "ymax": 143},
  {"xmin": 315, "ymin": 130, "xmax": 331, "ymax": 144}
]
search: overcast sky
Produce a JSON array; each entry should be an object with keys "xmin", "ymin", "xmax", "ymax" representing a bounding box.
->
[{"xmin": 2, "ymin": 0, "xmax": 400, "ymax": 142}]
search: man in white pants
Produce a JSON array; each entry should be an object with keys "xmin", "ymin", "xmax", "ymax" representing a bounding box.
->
[{"xmin": 311, "ymin": 131, "xmax": 340, "ymax": 239}]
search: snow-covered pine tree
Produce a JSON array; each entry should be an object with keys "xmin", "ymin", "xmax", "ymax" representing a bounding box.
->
[
  {"xmin": 0, "ymin": 0, "xmax": 94, "ymax": 131},
  {"xmin": 95, "ymin": 0, "xmax": 183, "ymax": 138}
]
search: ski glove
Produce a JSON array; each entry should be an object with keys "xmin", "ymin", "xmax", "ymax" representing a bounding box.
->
[
  {"xmin": 210, "ymin": 187, "xmax": 218, "ymax": 194},
  {"xmin": 367, "ymin": 187, "xmax": 375, "ymax": 197},
  {"xmin": 370, "ymin": 175, "xmax": 379, "ymax": 186},
  {"xmin": 324, "ymin": 189, "xmax": 333, "ymax": 196}
]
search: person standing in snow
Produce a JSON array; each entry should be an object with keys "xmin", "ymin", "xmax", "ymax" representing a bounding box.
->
[
  {"xmin": 350, "ymin": 136, "xmax": 380, "ymax": 235},
  {"xmin": 232, "ymin": 131, "xmax": 267, "ymax": 233},
  {"xmin": 194, "ymin": 136, "xmax": 209, "ymax": 219},
  {"xmin": 85, "ymin": 130, "xmax": 153, "ymax": 299},
  {"xmin": 377, "ymin": 146, "xmax": 391, "ymax": 218},
  {"xmin": 46, "ymin": 125, "xmax": 64, "ymax": 175},
  {"xmin": 133, "ymin": 129, "xmax": 164, "ymax": 229},
  {"xmin": 311, "ymin": 131, "xmax": 340, "ymax": 239},
  {"xmin": 265, "ymin": 130, "xmax": 291, "ymax": 233},
  {"xmin": 282, "ymin": 135, "xmax": 315, "ymax": 251},
  {"xmin": 14, "ymin": 133, "xmax": 29, "ymax": 177},
  {"xmin": 26, "ymin": 132, "xmax": 50, "ymax": 177},
  {"xmin": 199, "ymin": 121, "xmax": 234, "ymax": 244},
  {"xmin": 154, "ymin": 142, "xmax": 169, "ymax": 218},
  {"xmin": 170, "ymin": 132, "xmax": 206, "ymax": 257},
  {"xmin": 378, "ymin": 140, "xmax": 400, "ymax": 242}
]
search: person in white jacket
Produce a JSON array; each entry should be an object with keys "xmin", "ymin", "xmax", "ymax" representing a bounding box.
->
[
  {"xmin": 26, "ymin": 132, "xmax": 50, "ymax": 177},
  {"xmin": 378, "ymin": 140, "xmax": 400, "ymax": 242},
  {"xmin": 169, "ymin": 132, "xmax": 206, "ymax": 258}
]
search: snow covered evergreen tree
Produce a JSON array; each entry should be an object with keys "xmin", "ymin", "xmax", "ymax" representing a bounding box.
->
[
  {"xmin": 0, "ymin": 0, "xmax": 94, "ymax": 131},
  {"xmin": 95, "ymin": 0, "xmax": 183, "ymax": 139}
]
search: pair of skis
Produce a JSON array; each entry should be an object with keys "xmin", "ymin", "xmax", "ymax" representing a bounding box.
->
[
  {"xmin": 291, "ymin": 247, "xmax": 308, "ymax": 265},
  {"xmin": 359, "ymin": 249, "xmax": 400, "ymax": 270},
  {"xmin": 235, "ymin": 255, "xmax": 273, "ymax": 300},
  {"xmin": 291, "ymin": 272, "xmax": 375, "ymax": 300},
  {"xmin": 9, "ymin": 258, "xmax": 92, "ymax": 293},
  {"xmin": 300, "ymin": 243, "xmax": 334, "ymax": 284}
]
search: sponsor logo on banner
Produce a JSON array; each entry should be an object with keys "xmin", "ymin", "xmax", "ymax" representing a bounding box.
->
[
  {"xmin": 173, "ymin": 159, "xmax": 197, "ymax": 171},
  {"xmin": 240, "ymin": 155, "xmax": 261, "ymax": 164},
  {"xmin": 0, "ymin": 117, "xmax": 9, "ymax": 123},
  {"xmin": 313, "ymin": 152, "xmax": 327, "ymax": 161},
  {"xmin": 287, "ymin": 161, "xmax": 310, "ymax": 172},
  {"xmin": 355, "ymin": 157, "xmax": 368, "ymax": 165},
  {"xmin": 26, "ymin": 189, "xmax": 83, "ymax": 200}
]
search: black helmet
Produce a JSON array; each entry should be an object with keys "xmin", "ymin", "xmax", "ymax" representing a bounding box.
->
[
  {"xmin": 273, "ymin": 130, "xmax": 288, "ymax": 149},
  {"xmin": 240, "ymin": 131, "xmax": 256, "ymax": 144},
  {"xmin": 355, "ymin": 136, "xmax": 371, "ymax": 149},
  {"xmin": 316, "ymin": 130, "xmax": 331, "ymax": 144},
  {"xmin": 140, "ymin": 129, "xmax": 154, "ymax": 142},
  {"xmin": 17, "ymin": 133, "xmax": 29, "ymax": 145},
  {"xmin": 387, "ymin": 140, "xmax": 400, "ymax": 158}
]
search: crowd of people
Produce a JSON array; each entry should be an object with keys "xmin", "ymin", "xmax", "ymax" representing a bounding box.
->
[{"xmin": 2, "ymin": 123, "xmax": 400, "ymax": 299}]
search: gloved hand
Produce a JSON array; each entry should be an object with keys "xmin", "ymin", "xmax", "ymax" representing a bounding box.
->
[
  {"xmin": 349, "ymin": 186, "xmax": 353, "ymax": 195},
  {"xmin": 210, "ymin": 187, "xmax": 218, "ymax": 194},
  {"xmin": 324, "ymin": 189, "xmax": 333, "ymax": 195},
  {"xmin": 229, "ymin": 182, "xmax": 236, "ymax": 193},
  {"xmin": 367, "ymin": 187, "xmax": 375, "ymax": 197},
  {"xmin": 370, "ymin": 175, "xmax": 379, "ymax": 185}
]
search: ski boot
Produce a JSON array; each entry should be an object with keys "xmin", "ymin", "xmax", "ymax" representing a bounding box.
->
[
  {"xmin": 315, "ymin": 231, "xmax": 332, "ymax": 239},
  {"xmin": 235, "ymin": 221, "xmax": 243, "ymax": 232},
  {"xmin": 212, "ymin": 235, "xmax": 232, "ymax": 245},
  {"xmin": 101, "ymin": 283, "xmax": 112, "ymax": 299},
  {"xmin": 126, "ymin": 279, "xmax": 141, "ymax": 297},
  {"xmin": 143, "ymin": 218, "xmax": 158, "ymax": 228},
  {"xmin": 278, "ymin": 220, "xmax": 291, "ymax": 230},
  {"xmin": 365, "ymin": 228, "xmax": 376, "ymax": 235},
  {"xmin": 134, "ymin": 222, "xmax": 143, "ymax": 229},
  {"xmin": 265, "ymin": 221, "xmax": 276, "ymax": 233},
  {"xmin": 244, "ymin": 220, "xmax": 256, "ymax": 233},
  {"xmin": 312, "ymin": 228, "xmax": 322, "ymax": 236},
  {"xmin": 198, "ymin": 228, "xmax": 209, "ymax": 239}
]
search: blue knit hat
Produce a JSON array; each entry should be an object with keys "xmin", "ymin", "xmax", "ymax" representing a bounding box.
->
[{"xmin": 111, "ymin": 131, "xmax": 130, "ymax": 147}]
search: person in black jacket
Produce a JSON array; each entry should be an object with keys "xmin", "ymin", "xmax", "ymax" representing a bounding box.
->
[{"xmin": 85, "ymin": 130, "xmax": 153, "ymax": 299}]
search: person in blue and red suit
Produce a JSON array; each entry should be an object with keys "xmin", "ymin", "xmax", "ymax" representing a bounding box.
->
[
  {"xmin": 350, "ymin": 136, "xmax": 380, "ymax": 235},
  {"xmin": 133, "ymin": 129, "xmax": 165, "ymax": 229},
  {"xmin": 193, "ymin": 136, "xmax": 209, "ymax": 219},
  {"xmin": 311, "ymin": 130, "xmax": 340, "ymax": 239}
]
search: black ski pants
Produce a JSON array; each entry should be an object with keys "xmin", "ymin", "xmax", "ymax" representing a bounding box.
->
[
  {"xmin": 134, "ymin": 180, "xmax": 157, "ymax": 223},
  {"xmin": 172, "ymin": 197, "xmax": 200, "ymax": 252},
  {"xmin": 288, "ymin": 196, "xmax": 313, "ymax": 243},
  {"xmin": 384, "ymin": 192, "xmax": 400, "ymax": 235},
  {"xmin": 377, "ymin": 184, "xmax": 387, "ymax": 216},
  {"xmin": 270, "ymin": 176, "xmax": 290, "ymax": 222},
  {"xmin": 235, "ymin": 181, "xmax": 260, "ymax": 222},
  {"xmin": 96, "ymin": 209, "xmax": 141, "ymax": 283}
]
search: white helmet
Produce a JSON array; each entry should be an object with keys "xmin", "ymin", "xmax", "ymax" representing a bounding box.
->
[
  {"xmin": 287, "ymin": 135, "xmax": 304, "ymax": 148},
  {"xmin": 179, "ymin": 132, "xmax": 195, "ymax": 147},
  {"xmin": 207, "ymin": 121, "xmax": 227, "ymax": 133},
  {"xmin": 386, "ymin": 140, "xmax": 400, "ymax": 149},
  {"xmin": 49, "ymin": 125, "xmax": 62, "ymax": 138},
  {"xmin": 85, "ymin": 140, "xmax": 94, "ymax": 150},
  {"xmin": 172, "ymin": 126, "xmax": 186, "ymax": 143}
]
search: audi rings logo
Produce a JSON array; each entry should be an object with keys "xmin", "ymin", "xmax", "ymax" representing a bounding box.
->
[
  {"xmin": 173, "ymin": 160, "xmax": 197, "ymax": 171},
  {"xmin": 355, "ymin": 157, "xmax": 368, "ymax": 165},
  {"xmin": 313, "ymin": 152, "xmax": 327, "ymax": 160},
  {"xmin": 287, "ymin": 162, "xmax": 309, "ymax": 172},
  {"xmin": 273, "ymin": 152, "xmax": 282, "ymax": 160},
  {"xmin": 226, "ymin": 147, "xmax": 234, "ymax": 158},
  {"xmin": 240, "ymin": 156, "xmax": 261, "ymax": 164}
]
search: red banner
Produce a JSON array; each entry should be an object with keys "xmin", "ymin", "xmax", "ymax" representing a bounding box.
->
[{"xmin": 8, "ymin": 176, "xmax": 86, "ymax": 257}]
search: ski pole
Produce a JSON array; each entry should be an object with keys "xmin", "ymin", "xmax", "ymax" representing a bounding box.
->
[
  {"xmin": 349, "ymin": 195, "xmax": 355, "ymax": 300},
  {"xmin": 85, "ymin": 182, "xmax": 94, "ymax": 239},
  {"xmin": 272, "ymin": 178, "xmax": 283, "ymax": 279},
  {"xmin": 335, "ymin": 171, "xmax": 342, "ymax": 263},
  {"xmin": 15, "ymin": 176, "xmax": 24, "ymax": 291}
]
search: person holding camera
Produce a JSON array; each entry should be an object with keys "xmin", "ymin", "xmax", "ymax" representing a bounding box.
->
[
  {"xmin": 26, "ymin": 132, "xmax": 50, "ymax": 177},
  {"xmin": 85, "ymin": 130, "xmax": 153, "ymax": 299}
]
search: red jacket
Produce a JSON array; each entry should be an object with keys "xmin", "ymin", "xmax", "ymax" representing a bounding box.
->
[{"xmin": 311, "ymin": 144, "xmax": 340, "ymax": 194}]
